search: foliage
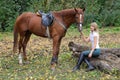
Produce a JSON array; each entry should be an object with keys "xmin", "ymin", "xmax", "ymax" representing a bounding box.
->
[
  {"xmin": 0, "ymin": 0, "xmax": 120, "ymax": 31},
  {"xmin": 0, "ymin": 0, "xmax": 31, "ymax": 31}
]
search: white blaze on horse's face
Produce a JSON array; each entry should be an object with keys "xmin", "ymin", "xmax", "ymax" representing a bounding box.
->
[
  {"xmin": 80, "ymin": 14, "xmax": 82, "ymax": 23},
  {"xmin": 79, "ymin": 14, "xmax": 83, "ymax": 31}
]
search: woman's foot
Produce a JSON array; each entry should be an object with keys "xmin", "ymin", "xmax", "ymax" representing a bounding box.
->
[
  {"xmin": 86, "ymin": 66, "xmax": 95, "ymax": 72},
  {"xmin": 72, "ymin": 66, "xmax": 80, "ymax": 72}
]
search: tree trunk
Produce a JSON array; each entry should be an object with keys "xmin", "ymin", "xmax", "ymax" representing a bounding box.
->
[{"xmin": 68, "ymin": 42, "xmax": 120, "ymax": 73}]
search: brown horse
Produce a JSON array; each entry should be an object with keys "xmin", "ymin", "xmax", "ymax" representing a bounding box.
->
[{"xmin": 13, "ymin": 8, "xmax": 85, "ymax": 70}]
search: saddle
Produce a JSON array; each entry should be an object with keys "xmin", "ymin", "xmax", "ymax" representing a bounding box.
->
[{"xmin": 37, "ymin": 10, "xmax": 54, "ymax": 27}]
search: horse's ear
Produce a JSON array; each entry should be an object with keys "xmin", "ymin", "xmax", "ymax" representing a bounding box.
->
[{"xmin": 74, "ymin": 8, "xmax": 78, "ymax": 13}]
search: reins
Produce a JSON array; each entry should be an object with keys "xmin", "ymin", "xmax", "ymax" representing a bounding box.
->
[
  {"xmin": 46, "ymin": 17, "xmax": 67, "ymax": 39},
  {"xmin": 54, "ymin": 18, "xmax": 67, "ymax": 30}
]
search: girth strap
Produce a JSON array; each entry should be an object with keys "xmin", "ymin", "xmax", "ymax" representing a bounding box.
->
[{"xmin": 46, "ymin": 27, "xmax": 51, "ymax": 39}]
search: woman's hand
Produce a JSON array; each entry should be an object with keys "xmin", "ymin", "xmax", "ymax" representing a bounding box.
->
[
  {"xmin": 80, "ymin": 32, "xmax": 90, "ymax": 42},
  {"xmin": 88, "ymin": 53, "xmax": 92, "ymax": 58},
  {"xmin": 80, "ymin": 31, "xmax": 83, "ymax": 36}
]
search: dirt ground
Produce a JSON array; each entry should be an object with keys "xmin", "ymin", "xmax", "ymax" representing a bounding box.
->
[{"xmin": 0, "ymin": 32, "xmax": 120, "ymax": 57}]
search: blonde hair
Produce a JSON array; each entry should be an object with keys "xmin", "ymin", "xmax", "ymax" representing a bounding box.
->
[{"xmin": 90, "ymin": 22, "xmax": 99, "ymax": 32}]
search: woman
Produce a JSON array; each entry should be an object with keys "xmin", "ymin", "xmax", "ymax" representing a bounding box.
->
[{"xmin": 73, "ymin": 22, "xmax": 101, "ymax": 72}]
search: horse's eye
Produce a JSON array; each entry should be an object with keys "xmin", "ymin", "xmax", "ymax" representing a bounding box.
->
[
  {"xmin": 75, "ymin": 16, "xmax": 77, "ymax": 18},
  {"xmin": 75, "ymin": 17, "xmax": 78, "ymax": 19}
]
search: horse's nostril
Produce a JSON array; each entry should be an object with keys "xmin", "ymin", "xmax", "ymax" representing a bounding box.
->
[
  {"xmin": 80, "ymin": 26, "xmax": 82, "ymax": 29},
  {"xmin": 80, "ymin": 24, "xmax": 82, "ymax": 27},
  {"xmin": 78, "ymin": 24, "xmax": 82, "ymax": 32}
]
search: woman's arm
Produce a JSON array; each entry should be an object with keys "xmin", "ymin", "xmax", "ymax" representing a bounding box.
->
[
  {"xmin": 88, "ymin": 36, "xmax": 97, "ymax": 58},
  {"xmin": 80, "ymin": 32, "xmax": 90, "ymax": 42}
]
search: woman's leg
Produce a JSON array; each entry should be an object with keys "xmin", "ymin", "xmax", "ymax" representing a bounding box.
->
[
  {"xmin": 72, "ymin": 50, "xmax": 90, "ymax": 71},
  {"xmin": 72, "ymin": 49, "xmax": 100, "ymax": 71},
  {"xmin": 92, "ymin": 49, "xmax": 101, "ymax": 57},
  {"xmin": 84, "ymin": 49, "xmax": 101, "ymax": 71},
  {"xmin": 84, "ymin": 58, "xmax": 94, "ymax": 71}
]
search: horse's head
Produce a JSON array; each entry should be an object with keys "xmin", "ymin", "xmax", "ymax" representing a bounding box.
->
[{"xmin": 74, "ymin": 8, "xmax": 85, "ymax": 32}]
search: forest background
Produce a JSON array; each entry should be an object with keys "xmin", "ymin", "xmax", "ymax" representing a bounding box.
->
[{"xmin": 0, "ymin": 0, "xmax": 120, "ymax": 31}]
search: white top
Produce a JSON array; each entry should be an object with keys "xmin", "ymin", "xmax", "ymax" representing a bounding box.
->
[{"xmin": 89, "ymin": 31, "xmax": 100, "ymax": 49}]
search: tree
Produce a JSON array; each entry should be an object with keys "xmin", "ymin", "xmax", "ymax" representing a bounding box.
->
[{"xmin": 0, "ymin": 0, "xmax": 31, "ymax": 31}]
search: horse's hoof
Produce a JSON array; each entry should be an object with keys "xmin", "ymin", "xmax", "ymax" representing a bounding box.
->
[
  {"xmin": 24, "ymin": 61, "xmax": 30, "ymax": 64},
  {"xmin": 51, "ymin": 63, "xmax": 56, "ymax": 71},
  {"xmin": 19, "ymin": 63, "xmax": 23, "ymax": 66},
  {"xmin": 51, "ymin": 67, "xmax": 55, "ymax": 71}
]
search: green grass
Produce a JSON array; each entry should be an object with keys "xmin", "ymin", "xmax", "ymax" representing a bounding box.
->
[
  {"xmin": 0, "ymin": 32, "xmax": 13, "ymax": 41},
  {"xmin": 0, "ymin": 52, "xmax": 119, "ymax": 80},
  {"xmin": 66, "ymin": 26, "xmax": 120, "ymax": 37},
  {"xmin": 0, "ymin": 27, "xmax": 120, "ymax": 80}
]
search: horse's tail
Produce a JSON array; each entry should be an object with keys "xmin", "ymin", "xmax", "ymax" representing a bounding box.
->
[{"xmin": 13, "ymin": 24, "xmax": 18, "ymax": 53}]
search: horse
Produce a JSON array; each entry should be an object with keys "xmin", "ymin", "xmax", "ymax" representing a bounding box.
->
[{"xmin": 13, "ymin": 8, "xmax": 85, "ymax": 70}]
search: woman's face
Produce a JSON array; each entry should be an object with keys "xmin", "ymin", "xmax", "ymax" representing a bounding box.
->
[{"xmin": 90, "ymin": 26, "xmax": 95, "ymax": 31}]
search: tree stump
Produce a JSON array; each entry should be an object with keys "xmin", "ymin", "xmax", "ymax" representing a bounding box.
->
[{"xmin": 68, "ymin": 42, "xmax": 120, "ymax": 73}]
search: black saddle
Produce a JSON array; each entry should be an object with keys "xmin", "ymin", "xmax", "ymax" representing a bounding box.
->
[{"xmin": 38, "ymin": 10, "xmax": 54, "ymax": 27}]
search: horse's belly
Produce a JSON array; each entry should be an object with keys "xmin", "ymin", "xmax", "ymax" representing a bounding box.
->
[
  {"xmin": 33, "ymin": 32, "xmax": 47, "ymax": 37},
  {"xmin": 30, "ymin": 28, "xmax": 46, "ymax": 37}
]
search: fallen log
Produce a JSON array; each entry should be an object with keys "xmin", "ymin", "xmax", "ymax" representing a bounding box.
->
[{"xmin": 68, "ymin": 42, "xmax": 120, "ymax": 73}]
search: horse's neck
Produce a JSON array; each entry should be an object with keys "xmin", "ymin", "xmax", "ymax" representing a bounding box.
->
[
  {"xmin": 59, "ymin": 10, "xmax": 76, "ymax": 28},
  {"xmin": 62, "ymin": 15, "xmax": 75, "ymax": 28}
]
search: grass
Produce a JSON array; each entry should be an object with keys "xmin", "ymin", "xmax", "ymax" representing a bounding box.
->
[{"xmin": 0, "ymin": 27, "xmax": 120, "ymax": 80}]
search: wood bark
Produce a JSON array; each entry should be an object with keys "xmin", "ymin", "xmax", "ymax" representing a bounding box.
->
[{"xmin": 68, "ymin": 42, "xmax": 120, "ymax": 73}]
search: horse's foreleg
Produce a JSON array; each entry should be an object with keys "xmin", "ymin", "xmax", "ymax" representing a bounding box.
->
[
  {"xmin": 23, "ymin": 33, "xmax": 31, "ymax": 61},
  {"xmin": 51, "ymin": 36, "xmax": 62, "ymax": 70}
]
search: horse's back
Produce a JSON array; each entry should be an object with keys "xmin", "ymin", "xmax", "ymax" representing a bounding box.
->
[
  {"xmin": 14, "ymin": 12, "xmax": 46, "ymax": 36},
  {"xmin": 15, "ymin": 12, "xmax": 35, "ymax": 24},
  {"xmin": 14, "ymin": 12, "xmax": 36, "ymax": 31}
]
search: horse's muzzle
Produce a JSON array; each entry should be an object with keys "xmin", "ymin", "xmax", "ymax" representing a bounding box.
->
[{"xmin": 78, "ymin": 23, "xmax": 82, "ymax": 32}]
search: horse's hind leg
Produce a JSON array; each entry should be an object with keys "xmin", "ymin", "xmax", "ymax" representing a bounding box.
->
[
  {"xmin": 18, "ymin": 35, "xmax": 24, "ymax": 65},
  {"xmin": 23, "ymin": 32, "xmax": 31, "ymax": 62}
]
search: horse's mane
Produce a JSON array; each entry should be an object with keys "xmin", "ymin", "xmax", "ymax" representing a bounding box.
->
[{"xmin": 53, "ymin": 9, "xmax": 76, "ymax": 16}]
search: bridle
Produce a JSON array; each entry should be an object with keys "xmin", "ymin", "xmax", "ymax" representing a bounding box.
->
[
  {"xmin": 76, "ymin": 13, "xmax": 83, "ymax": 32},
  {"xmin": 79, "ymin": 14, "xmax": 83, "ymax": 31}
]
